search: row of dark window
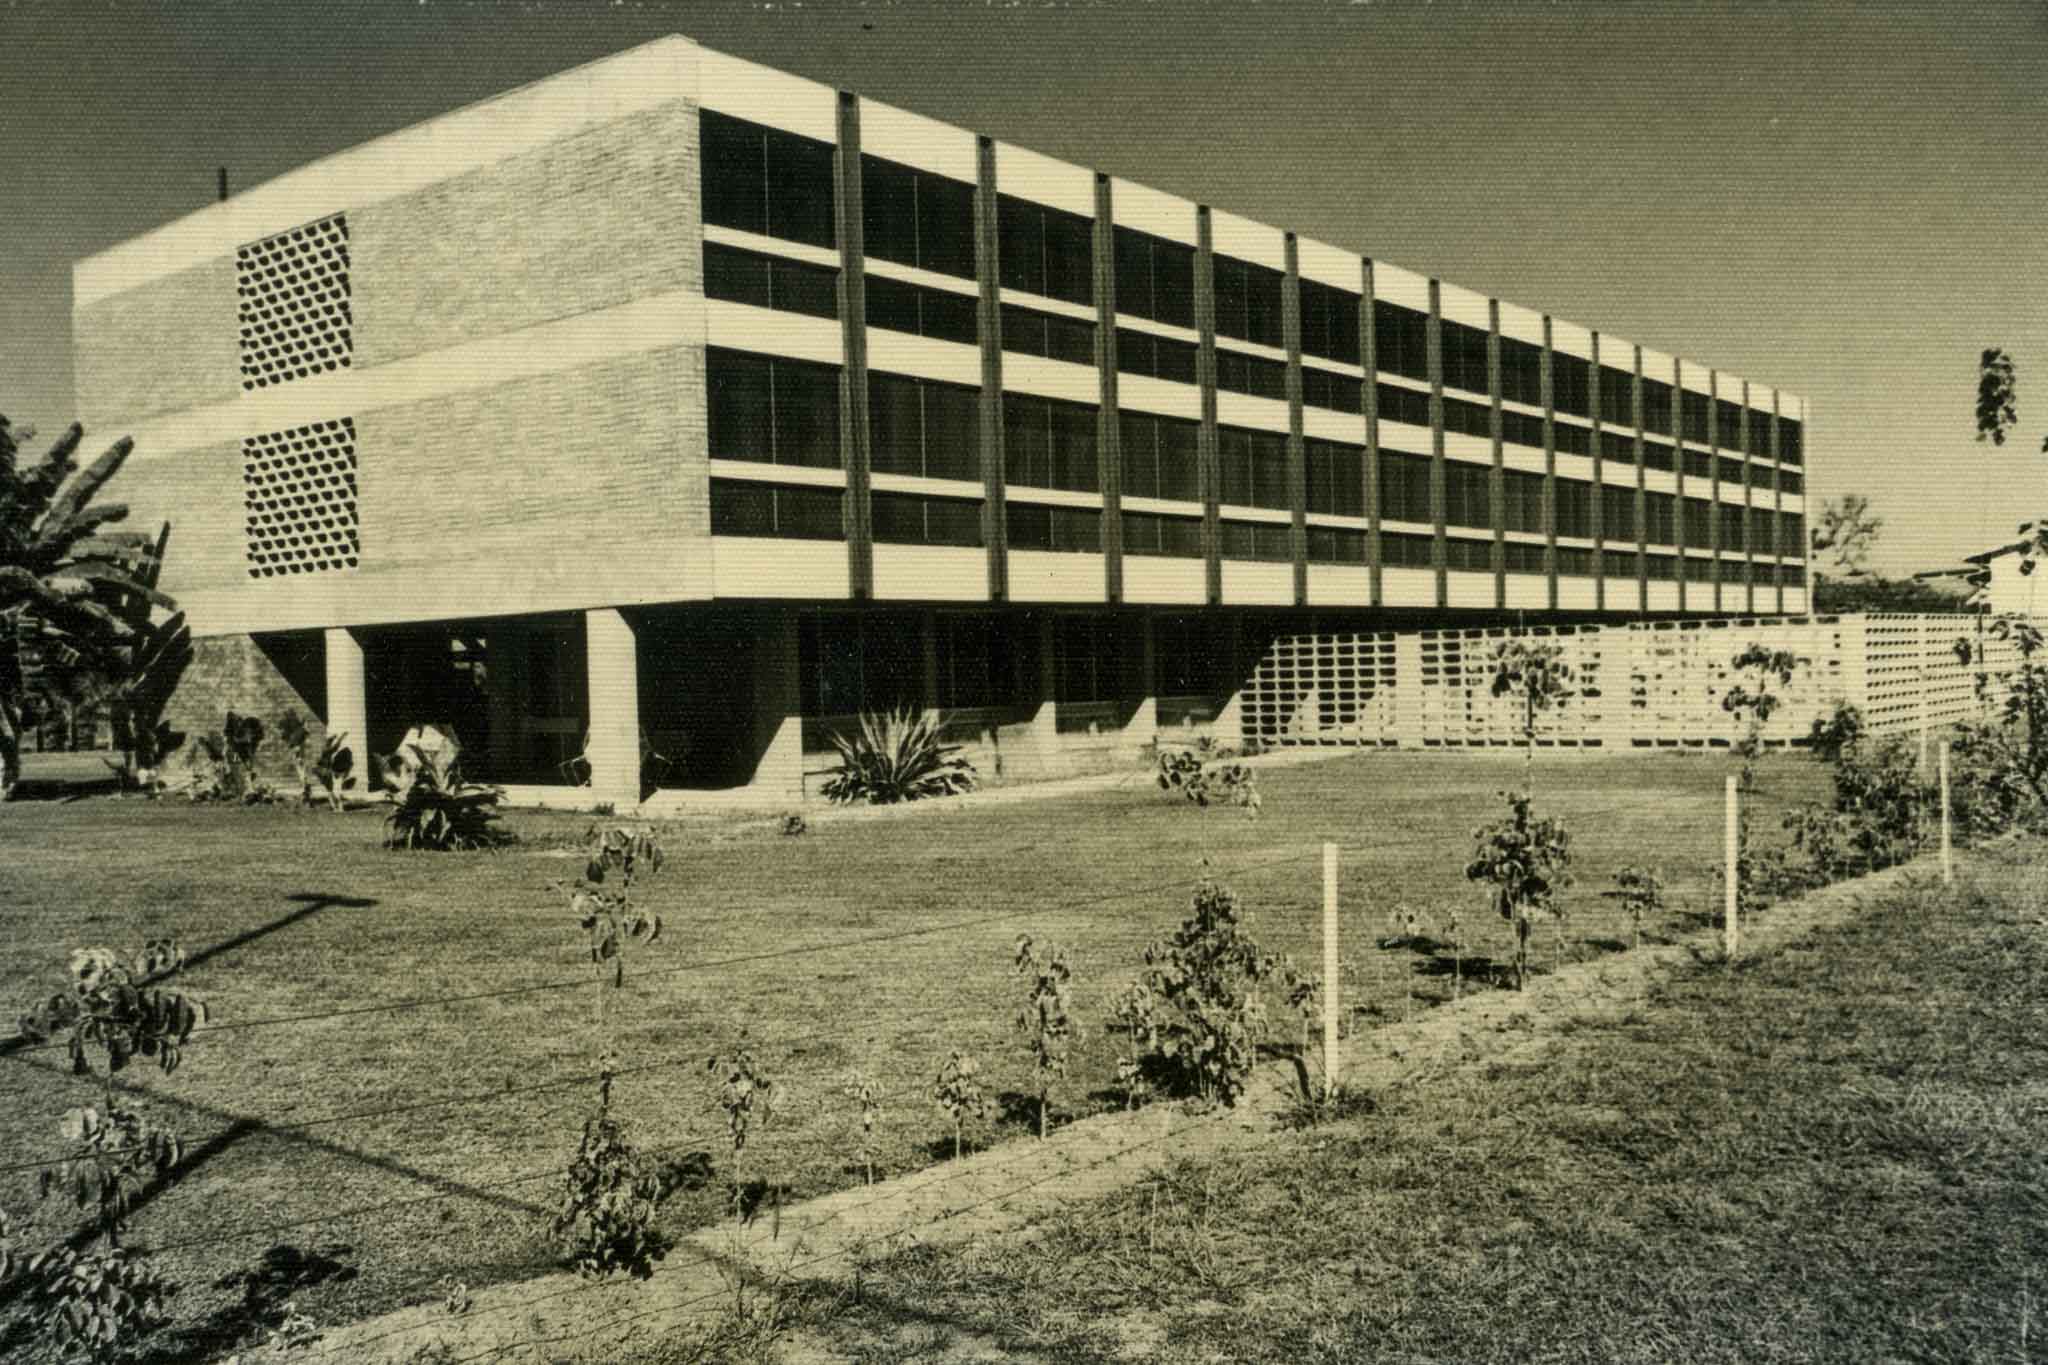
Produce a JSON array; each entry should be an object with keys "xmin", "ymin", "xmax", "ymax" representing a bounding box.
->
[
  {"xmin": 700, "ymin": 116, "xmax": 1809, "ymax": 463},
  {"xmin": 1216, "ymin": 347, "xmax": 1287, "ymax": 401},
  {"xmin": 1117, "ymin": 327, "xmax": 1200, "ymax": 384}
]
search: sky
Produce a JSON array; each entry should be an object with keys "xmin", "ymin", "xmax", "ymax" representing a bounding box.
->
[{"xmin": 2, "ymin": 0, "xmax": 2043, "ymax": 577}]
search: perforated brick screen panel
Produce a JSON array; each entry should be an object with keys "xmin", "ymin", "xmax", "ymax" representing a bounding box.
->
[
  {"xmin": 237, "ymin": 214, "xmax": 352, "ymax": 390},
  {"xmin": 243, "ymin": 417, "xmax": 360, "ymax": 577}
]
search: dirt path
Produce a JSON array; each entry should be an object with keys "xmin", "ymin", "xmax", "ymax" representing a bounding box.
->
[{"xmin": 241, "ymin": 851, "xmax": 1950, "ymax": 1364}]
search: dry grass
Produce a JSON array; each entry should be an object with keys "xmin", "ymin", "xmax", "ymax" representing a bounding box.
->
[
  {"xmin": 0, "ymin": 748, "xmax": 1829, "ymax": 1361},
  {"xmin": 786, "ymin": 838, "xmax": 2048, "ymax": 1364}
]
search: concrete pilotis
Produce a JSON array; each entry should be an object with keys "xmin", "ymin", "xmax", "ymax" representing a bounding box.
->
[
  {"xmin": 748, "ymin": 609, "xmax": 805, "ymax": 800},
  {"xmin": 323, "ymin": 627, "xmax": 368, "ymax": 767},
  {"xmin": 583, "ymin": 608, "xmax": 641, "ymax": 807}
]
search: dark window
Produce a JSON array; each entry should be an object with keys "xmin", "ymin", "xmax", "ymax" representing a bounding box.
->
[
  {"xmin": 1556, "ymin": 479, "xmax": 1594, "ymax": 538},
  {"xmin": 1382, "ymin": 531, "xmax": 1434, "ymax": 569},
  {"xmin": 1123, "ymin": 511, "xmax": 1204, "ymax": 558},
  {"xmin": 1501, "ymin": 469, "xmax": 1545, "ymax": 534},
  {"xmin": 1719, "ymin": 500, "xmax": 1746, "ymax": 550},
  {"xmin": 1557, "ymin": 546, "xmax": 1596, "ymax": 576},
  {"xmin": 1001, "ymin": 303, "xmax": 1095, "ymax": 365},
  {"xmin": 1503, "ymin": 540, "xmax": 1546, "ymax": 574},
  {"xmin": 1113, "ymin": 226, "xmax": 1196, "ymax": 328},
  {"xmin": 1641, "ymin": 439, "xmax": 1674, "ymax": 473},
  {"xmin": 700, "ymin": 110, "xmax": 835, "ymax": 249},
  {"xmin": 703, "ymin": 243, "xmax": 839, "ymax": 319},
  {"xmin": 1440, "ymin": 320, "xmax": 1490, "ymax": 395},
  {"xmin": 1115, "ymin": 327, "xmax": 1198, "ymax": 384},
  {"xmin": 1379, "ymin": 450, "xmax": 1433, "ymax": 524},
  {"xmin": 1553, "ymin": 420, "xmax": 1592, "ymax": 456},
  {"xmin": 1298, "ymin": 279, "xmax": 1361, "ymax": 365},
  {"xmin": 1054, "ymin": 616, "xmax": 1121, "ymax": 702},
  {"xmin": 1217, "ymin": 425, "xmax": 1289, "ymax": 510},
  {"xmin": 1443, "ymin": 460, "xmax": 1491, "ymax": 529},
  {"xmin": 707, "ymin": 348, "xmax": 842, "ymax": 468},
  {"xmin": 1552, "ymin": 353, "xmax": 1591, "ymax": 418},
  {"xmin": 1746, "ymin": 461, "xmax": 1773, "ymax": 489},
  {"xmin": 997, "ymin": 195, "xmax": 1093, "ymax": 305},
  {"xmin": 1598, "ymin": 365, "xmax": 1634, "ymax": 426},
  {"xmin": 1681, "ymin": 390, "xmax": 1710, "ymax": 444},
  {"xmin": 1749, "ymin": 505, "xmax": 1776, "ymax": 552},
  {"xmin": 1155, "ymin": 615, "xmax": 1221, "ymax": 694},
  {"xmin": 1683, "ymin": 448, "xmax": 1712, "ymax": 480},
  {"xmin": 1211, "ymin": 254, "xmax": 1284, "ymax": 348},
  {"xmin": 1503, "ymin": 410, "xmax": 1544, "ymax": 449},
  {"xmin": 1716, "ymin": 398, "xmax": 1745, "ymax": 449},
  {"xmin": 1747, "ymin": 407, "xmax": 1774, "ymax": 455},
  {"xmin": 1641, "ymin": 377, "xmax": 1674, "ymax": 435},
  {"xmin": 1604, "ymin": 548, "xmax": 1637, "ymax": 579},
  {"xmin": 1601, "ymin": 484, "xmax": 1636, "ymax": 541},
  {"xmin": 1684, "ymin": 497, "xmax": 1714, "ymax": 547},
  {"xmin": 868, "ymin": 371, "xmax": 981, "ymax": 480},
  {"xmin": 1684, "ymin": 555, "xmax": 1716, "ymax": 584},
  {"xmin": 1778, "ymin": 417, "xmax": 1803, "ymax": 465},
  {"xmin": 862, "ymin": 155, "xmax": 974, "ymax": 279},
  {"xmin": 1444, "ymin": 531, "xmax": 1493, "ymax": 570},
  {"xmin": 1644, "ymin": 491, "xmax": 1677, "ymax": 546},
  {"xmin": 1215, "ymin": 348, "xmax": 1287, "ymax": 400},
  {"xmin": 1372, "ymin": 301, "xmax": 1429, "ymax": 381},
  {"xmin": 1781, "ymin": 470, "xmax": 1803, "ymax": 497},
  {"xmin": 1305, "ymin": 439, "xmax": 1365, "ymax": 517},
  {"xmin": 709, "ymin": 479, "xmax": 844, "ymax": 539},
  {"xmin": 1443, "ymin": 396, "xmax": 1491, "ymax": 440},
  {"xmin": 1600, "ymin": 429, "xmax": 1637, "ymax": 463},
  {"xmin": 1645, "ymin": 552, "xmax": 1677, "ymax": 581},
  {"xmin": 1306, "ymin": 526, "xmax": 1368, "ymax": 564},
  {"xmin": 1783, "ymin": 563, "xmax": 1806, "ymax": 587},
  {"xmin": 802, "ymin": 611, "xmax": 923, "ymax": 716},
  {"xmin": 1119, "ymin": 409, "xmax": 1201, "ymax": 502},
  {"xmin": 1005, "ymin": 393, "xmax": 1099, "ymax": 494},
  {"xmin": 934, "ymin": 613, "xmax": 1024, "ymax": 710},
  {"xmin": 1301, "ymin": 364, "xmax": 1363, "ymax": 414},
  {"xmin": 1219, "ymin": 520, "xmax": 1292, "ymax": 562},
  {"xmin": 1717, "ymin": 455, "xmax": 1746, "ymax": 487},
  {"xmin": 872, "ymin": 491, "xmax": 983, "ymax": 547},
  {"xmin": 1501, "ymin": 338, "xmax": 1544, "ymax": 407},
  {"xmin": 867, "ymin": 277, "xmax": 978, "ymax": 344},
  {"xmin": 1377, "ymin": 382, "xmax": 1431, "ymax": 428},
  {"xmin": 1005, "ymin": 502, "xmax": 1102, "ymax": 553}
]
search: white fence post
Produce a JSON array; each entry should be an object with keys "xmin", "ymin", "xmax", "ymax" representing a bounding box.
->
[
  {"xmin": 1724, "ymin": 775, "xmax": 1740, "ymax": 960},
  {"xmin": 1940, "ymin": 740, "xmax": 1953, "ymax": 885},
  {"xmin": 1322, "ymin": 842, "xmax": 1340, "ymax": 1099}
]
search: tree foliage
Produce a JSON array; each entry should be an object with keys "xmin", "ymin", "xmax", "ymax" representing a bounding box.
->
[
  {"xmin": 1138, "ymin": 879, "xmax": 1285, "ymax": 1105},
  {"xmin": 1, "ymin": 416, "xmax": 174, "ymax": 799}
]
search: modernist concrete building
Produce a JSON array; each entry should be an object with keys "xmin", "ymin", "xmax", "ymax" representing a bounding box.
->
[{"xmin": 74, "ymin": 35, "xmax": 1813, "ymax": 807}]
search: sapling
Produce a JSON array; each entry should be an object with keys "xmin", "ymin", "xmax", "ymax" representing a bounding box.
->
[
  {"xmin": 1138, "ymin": 878, "xmax": 1284, "ymax": 1105},
  {"xmin": 1436, "ymin": 904, "xmax": 1466, "ymax": 1001},
  {"xmin": 1610, "ymin": 865, "xmax": 1664, "ymax": 952},
  {"xmin": 930, "ymin": 1051, "xmax": 990, "ymax": 1160},
  {"xmin": 1379, "ymin": 904, "xmax": 1423, "ymax": 1020},
  {"xmin": 845, "ymin": 1067, "xmax": 881, "ymax": 1185},
  {"xmin": 552, "ymin": 826, "xmax": 667, "ymax": 1277},
  {"xmin": 1281, "ymin": 957, "xmax": 1320, "ymax": 1057},
  {"xmin": 1013, "ymin": 935, "xmax": 1079, "ymax": 1139},
  {"xmin": 15, "ymin": 940, "xmax": 209, "ymax": 1361},
  {"xmin": 1724, "ymin": 644, "xmax": 1802, "ymax": 793},
  {"xmin": 1109, "ymin": 983, "xmax": 1157, "ymax": 1113},
  {"xmin": 1465, "ymin": 791, "xmax": 1572, "ymax": 991},
  {"xmin": 1489, "ymin": 640, "xmax": 1577, "ymax": 798},
  {"xmin": 709, "ymin": 1039, "xmax": 775, "ymax": 1221}
]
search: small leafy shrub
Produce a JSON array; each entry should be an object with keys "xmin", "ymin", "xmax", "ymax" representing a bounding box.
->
[
  {"xmin": 1806, "ymin": 701, "xmax": 1865, "ymax": 764},
  {"xmin": 278, "ymin": 713, "xmax": 355, "ymax": 810},
  {"xmin": 1465, "ymin": 791, "xmax": 1572, "ymax": 991},
  {"xmin": 1723, "ymin": 644, "xmax": 1802, "ymax": 791},
  {"xmin": 820, "ymin": 707, "xmax": 976, "ymax": 805},
  {"xmin": 779, "ymin": 811, "xmax": 808, "ymax": 837},
  {"xmin": 15, "ymin": 941, "xmax": 209, "ymax": 1362},
  {"xmin": 552, "ymin": 1106, "xmax": 666, "ymax": 1279},
  {"xmin": 930, "ymin": 1051, "xmax": 990, "ymax": 1160},
  {"xmin": 1952, "ymin": 613, "xmax": 2048, "ymax": 833},
  {"xmin": 1155, "ymin": 742, "xmax": 1262, "ymax": 815},
  {"xmin": 709, "ymin": 1039, "xmax": 776, "ymax": 1221},
  {"xmin": 382, "ymin": 741, "xmax": 512, "ymax": 851},
  {"xmin": 188, "ymin": 710, "xmax": 276, "ymax": 803},
  {"xmin": 1490, "ymin": 640, "xmax": 1578, "ymax": 789},
  {"xmin": 1109, "ymin": 983, "xmax": 1156, "ymax": 1112},
  {"xmin": 1609, "ymin": 866, "xmax": 1663, "ymax": 952},
  {"xmin": 1013, "ymin": 935, "xmax": 1079, "ymax": 1139},
  {"xmin": 1138, "ymin": 879, "xmax": 1285, "ymax": 1105}
]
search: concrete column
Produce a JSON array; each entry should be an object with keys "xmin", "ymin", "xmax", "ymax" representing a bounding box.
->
[
  {"xmin": 747, "ymin": 609, "xmax": 805, "ymax": 801},
  {"xmin": 1126, "ymin": 614, "xmax": 1159, "ymax": 753},
  {"xmin": 1022, "ymin": 613, "xmax": 1061, "ymax": 778},
  {"xmin": 323, "ymin": 627, "xmax": 367, "ymax": 767},
  {"xmin": 584, "ymin": 609, "xmax": 641, "ymax": 809}
]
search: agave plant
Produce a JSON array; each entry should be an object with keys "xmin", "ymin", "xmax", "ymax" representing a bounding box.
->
[
  {"xmin": 819, "ymin": 706, "xmax": 977, "ymax": 805},
  {"xmin": 382, "ymin": 741, "xmax": 512, "ymax": 851}
]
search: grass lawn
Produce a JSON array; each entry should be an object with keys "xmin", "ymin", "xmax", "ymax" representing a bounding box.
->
[
  {"xmin": 775, "ymin": 836, "xmax": 2048, "ymax": 1365},
  {"xmin": 0, "ymin": 747, "xmax": 1831, "ymax": 1361}
]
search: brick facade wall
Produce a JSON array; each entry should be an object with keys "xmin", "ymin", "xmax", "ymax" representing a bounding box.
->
[
  {"xmin": 73, "ymin": 259, "xmax": 239, "ymax": 430},
  {"xmin": 109, "ymin": 441, "xmax": 245, "ymax": 599},
  {"xmin": 161, "ymin": 633, "xmax": 327, "ymax": 782},
  {"xmin": 353, "ymin": 100, "xmax": 699, "ymax": 368}
]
